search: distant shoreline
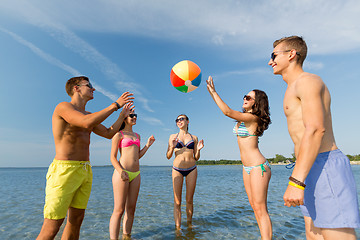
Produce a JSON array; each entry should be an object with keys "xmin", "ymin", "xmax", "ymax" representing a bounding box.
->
[
  {"xmin": 1, "ymin": 160, "xmax": 359, "ymax": 169},
  {"xmin": 196, "ymin": 160, "xmax": 360, "ymax": 166}
]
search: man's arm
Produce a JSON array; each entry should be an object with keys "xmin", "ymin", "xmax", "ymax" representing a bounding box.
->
[
  {"xmin": 55, "ymin": 102, "xmax": 119, "ymax": 129},
  {"xmin": 92, "ymin": 103, "xmax": 134, "ymax": 139},
  {"xmin": 291, "ymin": 75, "xmax": 326, "ymax": 182},
  {"xmin": 283, "ymin": 75, "xmax": 326, "ymax": 207},
  {"xmin": 56, "ymin": 92, "xmax": 133, "ymax": 131}
]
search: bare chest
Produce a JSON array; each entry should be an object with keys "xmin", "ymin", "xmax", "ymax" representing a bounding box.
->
[{"xmin": 283, "ymin": 88, "xmax": 301, "ymax": 118}]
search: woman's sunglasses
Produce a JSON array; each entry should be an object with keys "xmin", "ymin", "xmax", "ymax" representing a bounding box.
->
[
  {"xmin": 129, "ymin": 113, "xmax": 137, "ymax": 118},
  {"xmin": 243, "ymin": 95, "xmax": 254, "ymax": 101},
  {"xmin": 175, "ymin": 117, "xmax": 186, "ymax": 123}
]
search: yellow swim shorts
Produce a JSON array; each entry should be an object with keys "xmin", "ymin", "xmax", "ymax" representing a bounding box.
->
[{"xmin": 43, "ymin": 159, "xmax": 93, "ymax": 220}]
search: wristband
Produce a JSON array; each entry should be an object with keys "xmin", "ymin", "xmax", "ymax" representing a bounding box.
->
[
  {"xmin": 289, "ymin": 176, "xmax": 306, "ymax": 188},
  {"xmin": 114, "ymin": 102, "xmax": 121, "ymax": 110},
  {"xmin": 288, "ymin": 181, "xmax": 305, "ymax": 190}
]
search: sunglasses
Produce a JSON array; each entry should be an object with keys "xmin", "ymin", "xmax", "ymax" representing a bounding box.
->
[
  {"xmin": 129, "ymin": 113, "xmax": 137, "ymax": 118},
  {"xmin": 243, "ymin": 95, "xmax": 254, "ymax": 101},
  {"xmin": 271, "ymin": 50, "xmax": 300, "ymax": 61},
  {"xmin": 77, "ymin": 82, "xmax": 94, "ymax": 89},
  {"xmin": 175, "ymin": 117, "xmax": 186, "ymax": 123}
]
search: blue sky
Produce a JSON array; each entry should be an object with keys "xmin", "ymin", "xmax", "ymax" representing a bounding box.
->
[{"xmin": 1, "ymin": 0, "xmax": 360, "ymax": 167}]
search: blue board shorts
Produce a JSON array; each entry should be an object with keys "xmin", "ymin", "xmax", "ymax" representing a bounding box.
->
[
  {"xmin": 43, "ymin": 159, "xmax": 93, "ymax": 220},
  {"xmin": 300, "ymin": 149, "xmax": 360, "ymax": 228}
]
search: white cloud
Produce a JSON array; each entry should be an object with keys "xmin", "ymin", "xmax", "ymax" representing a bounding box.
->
[
  {"xmin": 0, "ymin": 1, "xmax": 160, "ymax": 117},
  {"xmin": 0, "ymin": 26, "xmax": 123, "ymax": 101},
  {"xmin": 214, "ymin": 68, "xmax": 269, "ymax": 80},
  {"xmin": 303, "ymin": 61, "xmax": 325, "ymax": 71},
  {"xmin": 2, "ymin": 0, "xmax": 359, "ymax": 54},
  {"xmin": 0, "ymin": 27, "xmax": 80, "ymax": 76}
]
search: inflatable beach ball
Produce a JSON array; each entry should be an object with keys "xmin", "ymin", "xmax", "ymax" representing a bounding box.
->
[{"xmin": 170, "ymin": 60, "xmax": 201, "ymax": 93}]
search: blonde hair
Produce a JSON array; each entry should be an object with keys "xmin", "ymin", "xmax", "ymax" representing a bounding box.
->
[{"xmin": 273, "ymin": 36, "xmax": 307, "ymax": 66}]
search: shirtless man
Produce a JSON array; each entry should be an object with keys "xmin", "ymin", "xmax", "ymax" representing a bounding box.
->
[
  {"xmin": 37, "ymin": 76, "xmax": 134, "ymax": 240},
  {"xmin": 268, "ymin": 36, "xmax": 360, "ymax": 239}
]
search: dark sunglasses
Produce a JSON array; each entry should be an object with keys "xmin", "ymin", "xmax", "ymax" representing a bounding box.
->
[
  {"xmin": 175, "ymin": 117, "xmax": 186, "ymax": 123},
  {"xmin": 271, "ymin": 50, "xmax": 300, "ymax": 61},
  {"xmin": 243, "ymin": 95, "xmax": 254, "ymax": 101},
  {"xmin": 129, "ymin": 113, "xmax": 137, "ymax": 118},
  {"xmin": 77, "ymin": 82, "xmax": 93, "ymax": 89}
]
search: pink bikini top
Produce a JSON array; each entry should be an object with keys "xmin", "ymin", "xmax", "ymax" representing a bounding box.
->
[{"xmin": 119, "ymin": 131, "xmax": 140, "ymax": 148}]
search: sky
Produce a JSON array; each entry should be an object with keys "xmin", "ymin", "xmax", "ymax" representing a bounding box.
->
[{"xmin": 1, "ymin": 0, "xmax": 360, "ymax": 167}]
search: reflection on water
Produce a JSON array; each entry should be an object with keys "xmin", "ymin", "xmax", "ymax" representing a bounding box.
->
[{"xmin": 0, "ymin": 165, "xmax": 359, "ymax": 239}]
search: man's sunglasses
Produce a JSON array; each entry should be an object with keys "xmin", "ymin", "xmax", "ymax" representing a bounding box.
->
[
  {"xmin": 243, "ymin": 95, "xmax": 254, "ymax": 101},
  {"xmin": 175, "ymin": 117, "xmax": 186, "ymax": 123},
  {"xmin": 77, "ymin": 82, "xmax": 94, "ymax": 89},
  {"xmin": 129, "ymin": 113, "xmax": 137, "ymax": 118},
  {"xmin": 271, "ymin": 50, "xmax": 300, "ymax": 61}
]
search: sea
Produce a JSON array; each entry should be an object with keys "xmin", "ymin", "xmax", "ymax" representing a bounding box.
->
[{"xmin": 1, "ymin": 165, "xmax": 359, "ymax": 240}]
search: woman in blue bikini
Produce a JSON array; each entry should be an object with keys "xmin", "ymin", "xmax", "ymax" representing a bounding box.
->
[
  {"xmin": 109, "ymin": 108, "xmax": 155, "ymax": 240},
  {"xmin": 206, "ymin": 76, "xmax": 272, "ymax": 240},
  {"xmin": 166, "ymin": 114, "xmax": 204, "ymax": 230}
]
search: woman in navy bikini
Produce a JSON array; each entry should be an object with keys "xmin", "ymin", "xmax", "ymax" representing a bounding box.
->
[
  {"xmin": 166, "ymin": 114, "xmax": 204, "ymax": 230},
  {"xmin": 109, "ymin": 108, "xmax": 155, "ymax": 240},
  {"xmin": 206, "ymin": 76, "xmax": 272, "ymax": 240}
]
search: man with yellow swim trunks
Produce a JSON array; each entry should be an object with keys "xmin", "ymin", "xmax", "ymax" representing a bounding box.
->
[{"xmin": 36, "ymin": 76, "xmax": 134, "ymax": 240}]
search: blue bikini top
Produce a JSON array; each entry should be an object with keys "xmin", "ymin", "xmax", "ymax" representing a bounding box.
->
[
  {"xmin": 175, "ymin": 133, "xmax": 195, "ymax": 149},
  {"xmin": 233, "ymin": 122, "xmax": 257, "ymax": 137}
]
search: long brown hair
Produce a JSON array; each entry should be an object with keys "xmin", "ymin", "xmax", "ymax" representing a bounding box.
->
[{"xmin": 249, "ymin": 89, "xmax": 271, "ymax": 136}]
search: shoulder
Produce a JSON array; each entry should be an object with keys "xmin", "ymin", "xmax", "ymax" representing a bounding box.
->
[
  {"xmin": 112, "ymin": 131, "xmax": 122, "ymax": 140},
  {"xmin": 296, "ymin": 73, "xmax": 324, "ymax": 88},
  {"xmin": 295, "ymin": 73, "xmax": 324, "ymax": 95},
  {"xmin": 191, "ymin": 134, "xmax": 198, "ymax": 141},
  {"xmin": 54, "ymin": 102, "xmax": 74, "ymax": 116},
  {"xmin": 55, "ymin": 101, "xmax": 73, "ymax": 110},
  {"xmin": 168, "ymin": 133, "xmax": 177, "ymax": 140}
]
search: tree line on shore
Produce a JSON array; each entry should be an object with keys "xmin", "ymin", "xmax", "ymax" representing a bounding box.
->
[{"xmin": 197, "ymin": 154, "xmax": 360, "ymax": 165}]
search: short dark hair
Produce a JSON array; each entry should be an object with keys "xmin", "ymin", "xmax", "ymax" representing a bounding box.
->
[
  {"xmin": 65, "ymin": 76, "xmax": 89, "ymax": 96},
  {"xmin": 273, "ymin": 36, "xmax": 307, "ymax": 66}
]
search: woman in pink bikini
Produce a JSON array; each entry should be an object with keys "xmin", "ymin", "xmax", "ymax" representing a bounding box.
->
[
  {"xmin": 109, "ymin": 108, "xmax": 155, "ymax": 240},
  {"xmin": 166, "ymin": 114, "xmax": 204, "ymax": 230},
  {"xmin": 206, "ymin": 76, "xmax": 272, "ymax": 240}
]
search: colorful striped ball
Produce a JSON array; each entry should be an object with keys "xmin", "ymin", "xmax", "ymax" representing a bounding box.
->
[{"xmin": 170, "ymin": 60, "xmax": 201, "ymax": 93}]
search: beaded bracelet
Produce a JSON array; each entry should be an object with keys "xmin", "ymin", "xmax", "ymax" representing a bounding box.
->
[
  {"xmin": 288, "ymin": 181, "xmax": 305, "ymax": 190},
  {"xmin": 289, "ymin": 176, "xmax": 306, "ymax": 188}
]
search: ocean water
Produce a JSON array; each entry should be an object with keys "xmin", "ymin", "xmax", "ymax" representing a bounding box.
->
[{"xmin": 0, "ymin": 165, "xmax": 359, "ymax": 239}]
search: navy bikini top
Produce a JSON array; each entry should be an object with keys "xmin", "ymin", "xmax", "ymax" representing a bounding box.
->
[{"xmin": 175, "ymin": 133, "xmax": 195, "ymax": 149}]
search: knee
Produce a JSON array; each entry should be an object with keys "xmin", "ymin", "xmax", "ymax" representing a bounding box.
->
[
  {"xmin": 251, "ymin": 202, "xmax": 267, "ymax": 216},
  {"xmin": 186, "ymin": 198, "xmax": 193, "ymax": 205},
  {"xmin": 112, "ymin": 207, "xmax": 125, "ymax": 218},
  {"xmin": 68, "ymin": 215, "xmax": 84, "ymax": 227},
  {"xmin": 174, "ymin": 201, "xmax": 181, "ymax": 209},
  {"xmin": 39, "ymin": 226, "xmax": 61, "ymax": 239},
  {"xmin": 125, "ymin": 205, "xmax": 136, "ymax": 216}
]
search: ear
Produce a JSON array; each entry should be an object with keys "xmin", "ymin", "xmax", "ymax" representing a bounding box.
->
[
  {"xmin": 73, "ymin": 85, "xmax": 80, "ymax": 93},
  {"xmin": 288, "ymin": 49, "xmax": 298, "ymax": 61}
]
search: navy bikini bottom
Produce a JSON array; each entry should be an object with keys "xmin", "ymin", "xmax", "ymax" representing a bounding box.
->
[{"xmin": 172, "ymin": 165, "xmax": 197, "ymax": 177}]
